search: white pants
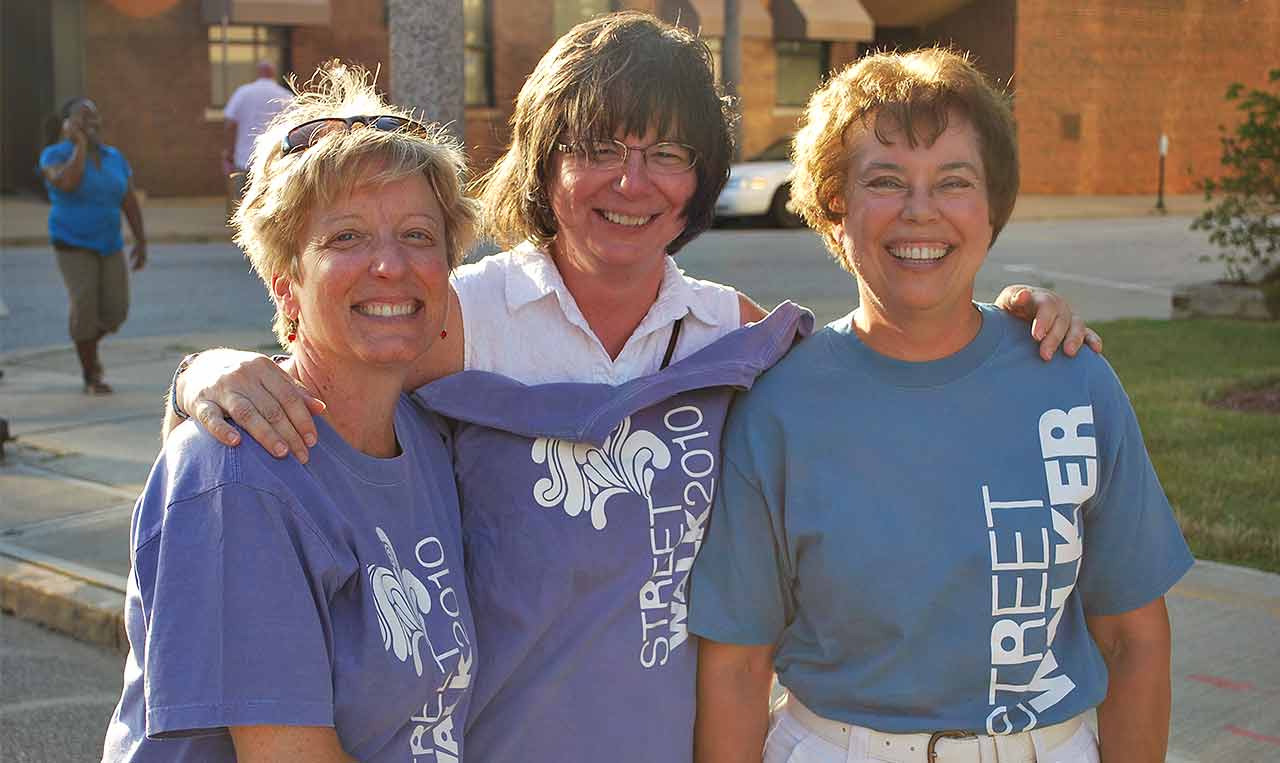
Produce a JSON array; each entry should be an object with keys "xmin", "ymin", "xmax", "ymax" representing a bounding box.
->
[{"xmin": 763, "ymin": 698, "xmax": 1100, "ymax": 763}]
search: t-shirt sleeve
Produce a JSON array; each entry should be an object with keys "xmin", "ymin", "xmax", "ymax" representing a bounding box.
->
[
  {"xmin": 39, "ymin": 142, "xmax": 71, "ymax": 169},
  {"xmin": 132, "ymin": 482, "xmax": 341, "ymax": 738},
  {"xmin": 1075, "ymin": 356, "xmax": 1194, "ymax": 616},
  {"xmin": 689, "ymin": 399, "xmax": 792, "ymax": 645}
]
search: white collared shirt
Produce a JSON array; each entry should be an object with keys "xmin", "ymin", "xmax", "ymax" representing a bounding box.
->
[{"xmin": 453, "ymin": 242, "xmax": 742, "ymax": 385}]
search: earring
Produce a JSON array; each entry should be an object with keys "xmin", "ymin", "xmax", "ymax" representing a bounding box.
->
[{"xmin": 286, "ymin": 317, "xmax": 298, "ymax": 343}]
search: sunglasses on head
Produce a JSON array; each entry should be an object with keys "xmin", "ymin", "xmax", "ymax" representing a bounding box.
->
[{"xmin": 280, "ymin": 115, "xmax": 427, "ymax": 156}]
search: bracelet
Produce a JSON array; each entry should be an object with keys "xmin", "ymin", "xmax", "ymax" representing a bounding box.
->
[{"xmin": 169, "ymin": 352, "xmax": 201, "ymax": 420}]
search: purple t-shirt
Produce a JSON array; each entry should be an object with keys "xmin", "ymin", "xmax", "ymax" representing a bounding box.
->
[
  {"xmin": 414, "ymin": 303, "xmax": 811, "ymax": 763},
  {"xmin": 103, "ymin": 396, "xmax": 475, "ymax": 763}
]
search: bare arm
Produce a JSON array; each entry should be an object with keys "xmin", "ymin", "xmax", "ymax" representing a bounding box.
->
[
  {"xmin": 993, "ymin": 285, "xmax": 1104, "ymax": 360},
  {"xmin": 43, "ymin": 126, "xmax": 88, "ymax": 193},
  {"xmin": 1087, "ymin": 597, "xmax": 1173, "ymax": 763},
  {"xmin": 229, "ymin": 724, "xmax": 353, "ymax": 763},
  {"xmin": 738, "ymin": 292, "xmax": 768, "ymax": 326},
  {"xmin": 122, "ymin": 178, "xmax": 147, "ymax": 271},
  {"xmin": 223, "ymin": 119, "xmax": 239, "ymax": 173},
  {"xmin": 694, "ymin": 640, "xmax": 774, "ymax": 763}
]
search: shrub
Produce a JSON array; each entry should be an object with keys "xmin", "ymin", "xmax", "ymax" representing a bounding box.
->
[{"xmin": 1191, "ymin": 70, "xmax": 1280, "ymax": 283}]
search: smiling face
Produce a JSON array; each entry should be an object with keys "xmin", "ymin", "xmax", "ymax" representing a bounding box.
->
[
  {"xmin": 546, "ymin": 126, "xmax": 696, "ymax": 280},
  {"xmin": 834, "ymin": 113, "xmax": 994, "ymax": 329},
  {"xmin": 275, "ymin": 172, "xmax": 451, "ymax": 371}
]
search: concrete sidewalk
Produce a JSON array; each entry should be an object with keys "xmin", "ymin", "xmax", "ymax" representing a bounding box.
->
[
  {"xmin": 1, "ymin": 335, "xmax": 1278, "ymax": 761},
  {"xmin": 1, "ymin": 195, "xmax": 231, "ymax": 247}
]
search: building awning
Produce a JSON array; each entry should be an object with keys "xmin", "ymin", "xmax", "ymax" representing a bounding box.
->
[
  {"xmin": 790, "ymin": 0, "xmax": 873, "ymax": 42},
  {"xmin": 686, "ymin": 0, "xmax": 773, "ymax": 39},
  {"xmin": 859, "ymin": 0, "xmax": 970, "ymax": 27},
  {"xmin": 201, "ymin": 0, "xmax": 330, "ymax": 27},
  {"xmin": 685, "ymin": 0, "xmax": 724, "ymax": 38},
  {"xmin": 682, "ymin": 0, "xmax": 773, "ymax": 39},
  {"xmin": 741, "ymin": 0, "xmax": 773, "ymax": 39}
]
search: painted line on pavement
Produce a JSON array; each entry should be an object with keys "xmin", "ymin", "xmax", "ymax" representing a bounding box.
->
[
  {"xmin": 1, "ymin": 501, "xmax": 133, "ymax": 539},
  {"xmin": 0, "ymin": 694, "xmax": 123, "ymax": 717},
  {"xmin": 6, "ymin": 461, "xmax": 140, "ymax": 501},
  {"xmin": 1224, "ymin": 725, "xmax": 1280, "ymax": 747},
  {"xmin": 16, "ymin": 410, "xmax": 156, "ymax": 438},
  {"xmin": 1188, "ymin": 674, "xmax": 1258, "ymax": 692},
  {"xmin": 1001, "ymin": 264, "xmax": 1173, "ymax": 296},
  {"xmin": 1168, "ymin": 583, "xmax": 1280, "ymax": 619}
]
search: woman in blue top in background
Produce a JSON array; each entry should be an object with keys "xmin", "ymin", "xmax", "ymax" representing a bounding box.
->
[{"xmin": 40, "ymin": 97, "xmax": 147, "ymax": 395}]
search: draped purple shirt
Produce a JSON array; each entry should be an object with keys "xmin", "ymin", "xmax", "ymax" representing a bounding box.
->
[{"xmin": 414, "ymin": 303, "xmax": 811, "ymax": 762}]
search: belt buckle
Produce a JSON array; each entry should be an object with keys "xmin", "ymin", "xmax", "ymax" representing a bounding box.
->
[{"xmin": 926, "ymin": 730, "xmax": 977, "ymax": 763}]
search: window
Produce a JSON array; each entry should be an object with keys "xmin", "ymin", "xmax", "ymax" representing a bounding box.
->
[
  {"xmin": 554, "ymin": 0, "xmax": 615, "ymax": 39},
  {"xmin": 464, "ymin": 0, "xmax": 492, "ymax": 106},
  {"xmin": 208, "ymin": 25, "xmax": 289, "ymax": 108},
  {"xmin": 704, "ymin": 37, "xmax": 723, "ymax": 87},
  {"xmin": 774, "ymin": 40, "xmax": 827, "ymax": 108}
]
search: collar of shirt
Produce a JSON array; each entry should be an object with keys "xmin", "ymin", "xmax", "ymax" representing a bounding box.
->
[{"xmin": 502, "ymin": 241, "xmax": 722, "ymax": 345}]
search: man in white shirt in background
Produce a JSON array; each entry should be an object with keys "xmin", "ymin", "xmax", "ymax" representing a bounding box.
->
[{"xmin": 221, "ymin": 61, "xmax": 292, "ymax": 215}]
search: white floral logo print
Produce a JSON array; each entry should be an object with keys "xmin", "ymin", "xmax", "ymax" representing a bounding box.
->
[
  {"xmin": 531, "ymin": 416, "xmax": 671, "ymax": 530},
  {"xmin": 368, "ymin": 527, "xmax": 435, "ymax": 677}
]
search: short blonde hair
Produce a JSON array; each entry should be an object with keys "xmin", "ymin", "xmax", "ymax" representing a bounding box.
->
[
  {"xmin": 790, "ymin": 47, "xmax": 1019, "ymax": 268},
  {"xmin": 233, "ymin": 62, "xmax": 479, "ymax": 347}
]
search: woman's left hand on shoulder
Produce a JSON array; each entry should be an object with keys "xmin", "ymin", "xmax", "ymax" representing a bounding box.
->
[{"xmin": 994, "ymin": 285, "xmax": 1104, "ymax": 361}]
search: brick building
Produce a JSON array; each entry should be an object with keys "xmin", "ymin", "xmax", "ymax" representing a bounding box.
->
[{"xmin": 2, "ymin": 0, "xmax": 1277, "ymax": 198}]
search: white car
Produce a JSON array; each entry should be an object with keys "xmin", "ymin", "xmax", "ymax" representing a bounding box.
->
[{"xmin": 714, "ymin": 137, "xmax": 803, "ymax": 227}]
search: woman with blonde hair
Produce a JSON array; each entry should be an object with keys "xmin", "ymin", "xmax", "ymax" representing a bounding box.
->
[{"xmin": 103, "ymin": 64, "xmax": 477, "ymax": 762}]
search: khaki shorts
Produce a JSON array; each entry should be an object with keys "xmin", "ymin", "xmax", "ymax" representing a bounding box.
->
[{"xmin": 54, "ymin": 245, "xmax": 129, "ymax": 342}]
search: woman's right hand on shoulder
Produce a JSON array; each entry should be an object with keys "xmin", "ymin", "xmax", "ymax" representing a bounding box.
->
[
  {"xmin": 62, "ymin": 118, "xmax": 86, "ymax": 147},
  {"xmin": 177, "ymin": 350, "xmax": 326, "ymax": 463}
]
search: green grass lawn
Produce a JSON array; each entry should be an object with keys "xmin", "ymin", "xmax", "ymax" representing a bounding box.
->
[{"xmin": 1098, "ymin": 319, "xmax": 1280, "ymax": 573}]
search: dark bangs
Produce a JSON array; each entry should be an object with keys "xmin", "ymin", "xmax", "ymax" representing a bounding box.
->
[{"xmin": 547, "ymin": 14, "xmax": 733, "ymax": 252}]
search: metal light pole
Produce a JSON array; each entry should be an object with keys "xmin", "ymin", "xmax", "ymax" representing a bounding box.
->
[
  {"xmin": 388, "ymin": 0, "xmax": 465, "ymax": 142},
  {"xmin": 1155, "ymin": 133, "xmax": 1169, "ymax": 214},
  {"xmin": 723, "ymin": 0, "xmax": 743, "ymax": 161}
]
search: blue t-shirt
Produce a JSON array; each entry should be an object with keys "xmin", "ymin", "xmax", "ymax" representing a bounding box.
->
[
  {"xmin": 414, "ymin": 303, "xmax": 811, "ymax": 763},
  {"xmin": 689, "ymin": 304, "xmax": 1194, "ymax": 735},
  {"xmin": 103, "ymin": 397, "xmax": 475, "ymax": 762},
  {"xmin": 39, "ymin": 141, "xmax": 131, "ymax": 255}
]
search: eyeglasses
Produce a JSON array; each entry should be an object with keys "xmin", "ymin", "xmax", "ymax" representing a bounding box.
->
[
  {"xmin": 280, "ymin": 115, "xmax": 427, "ymax": 156},
  {"xmin": 555, "ymin": 139, "xmax": 698, "ymax": 174}
]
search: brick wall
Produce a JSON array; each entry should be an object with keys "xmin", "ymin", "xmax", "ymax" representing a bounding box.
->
[
  {"xmin": 291, "ymin": 1, "xmax": 389, "ymax": 94},
  {"xmin": 1015, "ymin": 0, "xmax": 1280, "ymax": 194},
  {"xmin": 85, "ymin": 1, "xmax": 222, "ymax": 196}
]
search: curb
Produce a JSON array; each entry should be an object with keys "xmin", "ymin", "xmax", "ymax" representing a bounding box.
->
[{"xmin": 0, "ymin": 547, "xmax": 127, "ymax": 655}]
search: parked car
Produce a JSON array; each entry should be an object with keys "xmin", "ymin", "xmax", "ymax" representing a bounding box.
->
[{"xmin": 714, "ymin": 137, "xmax": 803, "ymax": 227}]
